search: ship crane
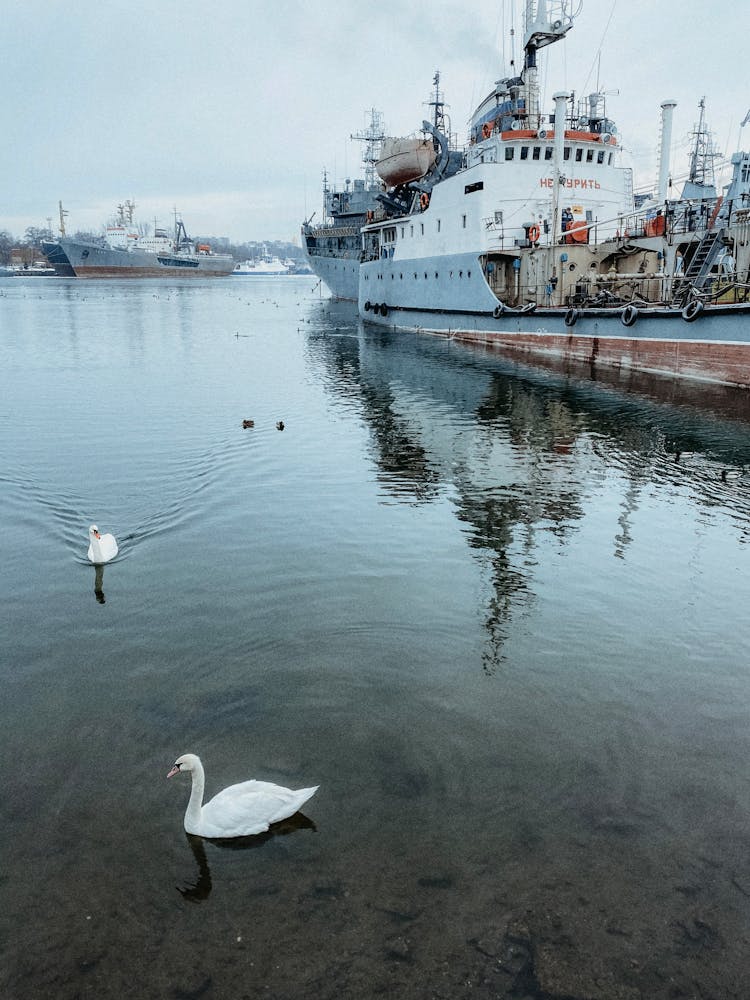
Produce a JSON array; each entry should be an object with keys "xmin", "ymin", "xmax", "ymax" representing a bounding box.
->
[{"xmin": 522, "ymin": 0, "xmax": 579, "ymax": 125}]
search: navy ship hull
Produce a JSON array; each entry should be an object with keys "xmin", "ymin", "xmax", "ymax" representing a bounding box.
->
[
  {"xmin": 302, "ymin": 227, "xmax": 361, "ymax": 300},
  {"xmin": 40, "ymin": 240, "xmax": 76, "ymax": 276},
  {"xmin": 59, "ymin": 239, "xmax": 234, "ymax": 278}
]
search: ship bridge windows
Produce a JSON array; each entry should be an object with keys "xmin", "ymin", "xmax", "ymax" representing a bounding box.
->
[
  {"xmin": 382, "ymin": 227, "xmax": 397, "ymax": 243},
  {"xmin": 520, "ymin": 146, "xmax": 529, "ymax": 160},
  {"xmin": 597, "ymin": 150, "xmax": 605, "ymax": 164},
  {"xmin": 505, "ymin": 147, "xmax": 514, "ymax": 161},
  {"xmin": 545, "ymin": 147, "xmax": 553, "ymax": 160},
  {"xmin": 586, "ymin": 149, "xmax": 594, "ymax": 163},
  {"xmin": 575, "ymin": 148, "xmax": 583, "ymax": 162},
  {"xmin": 532, "ymin": 147, "xmax": 541, "ymax": 161}
]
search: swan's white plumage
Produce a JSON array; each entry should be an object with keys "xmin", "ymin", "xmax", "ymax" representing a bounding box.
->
[
  {"xmin": 87, "ymin": 524, "xmax": 118, "ymax": 563},
  {"xmin": 168, "ymin": 753, "xmax": 318, "ymax": 838}
]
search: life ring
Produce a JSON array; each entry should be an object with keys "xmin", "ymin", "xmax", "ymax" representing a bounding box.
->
[
  {"xmin": 564, "ymin": 308, "xmax": 579, "ymax": 327},
  {"xmin": 682, "ymin": 299, "xmax": 704, "ymax": 322},
  {"xmin": 493, "ymin": 303, "xmax": 504, "ymax": 319},
  {"xmin": 380, "ymin": 303, "xmax": 389, "ymax": 317},
  {"xmin": 482, "ymin": 122, "xmax": 492, "ymax": 139},
  {"xmin": 621, "ymin": 304, "xmax": 638, "ymax": 327},
  {"xmin": 420, "ymin": 192, "xmax": 430, "ymax": 211},
  {"xmin": 528, "ymin": 224, "xmax": 540, "ymax": 244},
  {"xmin": 364, "ymin": 300, "xmax": 371, "ymax": 311}
]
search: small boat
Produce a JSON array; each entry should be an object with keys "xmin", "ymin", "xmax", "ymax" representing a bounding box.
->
[{"xmin": 376, "ymin": 136, "xmax": 437, "ymax": 186}]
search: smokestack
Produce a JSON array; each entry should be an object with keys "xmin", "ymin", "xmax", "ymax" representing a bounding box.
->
[{"xmin": 658, "ymin": 100, "xmax": 677, "ymax": 203}]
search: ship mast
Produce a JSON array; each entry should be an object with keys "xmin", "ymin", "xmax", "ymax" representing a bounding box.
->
[
  {"xmin": 687, "ymin": 97, "xmax": 718, "ymax": 188},
  {"xmin": 521, "ymin": 0, "xmax": 575, "ymax": 127},
  {"xmin": 58, "ymin": 200, "xmax": 68, "ymax": 237},
  {"xmin": 351, "ymin": 109, "xmax": 386, "ymax": 190}
]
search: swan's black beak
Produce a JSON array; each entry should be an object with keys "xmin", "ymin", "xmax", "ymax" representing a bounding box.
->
[{"xmin": 167, "ymin": 764, "xmax": 181, "ymax": 779}]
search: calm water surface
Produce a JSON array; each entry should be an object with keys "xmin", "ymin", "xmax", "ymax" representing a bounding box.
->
[{"xmin": 2, "ymin": 276, "xmax": 750, "ymax": 999}]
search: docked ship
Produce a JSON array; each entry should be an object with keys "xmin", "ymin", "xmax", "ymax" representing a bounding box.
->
[
  {"xmin": 302, "ymin": 109, "xmax": 388, "ymax": 301},
  {"xmin": 43, "ymin": 201, "xmax": 234, "ymax": 278},
  {"xmin": 304, "ymin": 1, "xmax": 750, "ymax": 389}
]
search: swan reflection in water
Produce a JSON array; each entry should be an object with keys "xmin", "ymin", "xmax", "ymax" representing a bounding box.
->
[
  {"xmin": 93, "ymin": 564, "xmax": 106, "ymax": 604},
  {"xmin": 178, "ymin": 812, "xmax": 317, "ymax": 902}
]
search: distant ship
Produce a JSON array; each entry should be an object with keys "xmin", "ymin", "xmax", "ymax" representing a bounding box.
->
[
  {"xmin": 42, "ymin": 200, "xmax": 234, "ymax": 278},
  {"xmin": 232, "ymin": 248, "xmax": 290, "ymax": 275}
]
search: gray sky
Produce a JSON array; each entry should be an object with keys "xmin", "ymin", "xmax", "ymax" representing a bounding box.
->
[{"xmin": 2, "ymin": 0, "xmax": 748, "ymax": 243}]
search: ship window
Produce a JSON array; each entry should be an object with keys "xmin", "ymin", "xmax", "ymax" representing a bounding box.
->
[
  {"xmin": 532, "ymin": 147, "xmax": 540, "ymax": 160},
  {"xmin": 462, "ymin": 215, "xmax": 467, "ymax": 228},
  {"xmin": 465, "ymin": 181, "xmax": 484, "ymax": 194},
  {"xmin": 424, "ymin": 272, "xmax": 428, "ymax": 279},
  {"xmin": 575, "ymin": 148, "xmax": 583, "ymax": 162},
  {"xmin": 410, "ymin": 225, "xmax": 414, "ymax": 237},
  {"xmin": 420, "ymin": 223, "xmax": 424, "ymax": 235},
  {"xmin": 520, "ymin": 146, "xmax": 529, "ymax": 160},
  {"xmin": 564, "ymin": 147, "xmax": 571, "ymax": 160},
  {"xmin": 435, "ymin": 272, "xmax": 439, "ymax": 279},
  {"xmin": 401, "ymin": 227, "xmax": 405, "ymax": 238},
  {"xmin": 608, "ymin": 152, "xmax": 613, "ymax": 165},
  {"xmin": 468, "ymin": 270, "xmax": 472, "ymax": 278},
  {"xmin": 545, "ymin": 147, "xmax": 553, "ymax": 160},
  {"xmin": 437, "ymin": 219, "xmax": 441, "ymax": 232},
  {"xmin": 597, "ymin": 150, "xmax": 604, "ymax": 164},
  {"xmin": 505, "ymin": 147, "xmax": 514, "ymax": 161},
  {"xmin": 586, "ymin": 149, "xmax": 594, "ymax": 163}
]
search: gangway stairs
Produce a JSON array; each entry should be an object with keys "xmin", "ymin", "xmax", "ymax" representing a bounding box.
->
[{"xmin": 675, "ymin": 228, "xmax": 725, "ymax": 303}]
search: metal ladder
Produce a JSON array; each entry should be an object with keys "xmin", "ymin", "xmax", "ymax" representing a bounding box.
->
[{"xmin": 675, "ymin": 228, "xmax": 725, "ymax": 302}]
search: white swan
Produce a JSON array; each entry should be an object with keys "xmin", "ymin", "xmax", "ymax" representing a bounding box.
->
[
  {"xmin": 87, "ymin": 524, "xmax": 118, "ymax": 563},
  {"xmin": 167, "ymin": 753, "xmax": 318, "ymax": 838}
]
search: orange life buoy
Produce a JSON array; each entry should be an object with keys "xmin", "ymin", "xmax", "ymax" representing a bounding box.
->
[
  {"xmin": 482, "ymin": 122, "xmax": 492, "ymax": 139},
  {"xmin": 420, "ymin": 192, "xmax": 430, "ymax": 211},
  {"xmin": 528, "ymin": 224, "xmax": 540, "ymax": 244}
]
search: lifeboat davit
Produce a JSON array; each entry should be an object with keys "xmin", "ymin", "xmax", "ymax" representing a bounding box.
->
[{"xmin": 376, "ymin": 137, "xmax": 436, "ymax": 186}]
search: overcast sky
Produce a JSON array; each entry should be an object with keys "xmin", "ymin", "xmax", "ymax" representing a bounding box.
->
[{"xmin": 2, "ymin": 0, "xmax": 748, "ymax": 244}]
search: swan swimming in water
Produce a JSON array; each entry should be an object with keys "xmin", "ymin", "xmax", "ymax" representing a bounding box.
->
[
  {"xmin": 167, "ymin": 753, "xmax": 318, "ymax": 838},
  {"xmin": 87, "ymin": 525, "xmax": 118, "ymax": 564}
]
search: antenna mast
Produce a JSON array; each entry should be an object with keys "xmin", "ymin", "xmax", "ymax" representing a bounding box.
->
[{"xmin": 351, "ymin": 109, "xmax": 386, "ymax": 189}]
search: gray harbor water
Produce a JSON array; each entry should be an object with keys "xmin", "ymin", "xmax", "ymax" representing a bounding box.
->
[{"xmin": 2, "ymin": 276, "xmax": 750, "ymax": 999}]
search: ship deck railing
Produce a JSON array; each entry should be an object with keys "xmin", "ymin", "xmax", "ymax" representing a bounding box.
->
[{"xmin": 503, "ymin": 272, "xmax": 750, "ymax": 309}]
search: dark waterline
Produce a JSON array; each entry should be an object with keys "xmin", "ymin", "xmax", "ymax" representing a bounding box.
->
[{"xmin": 2, "ymin": 277, "xmax": 750, "ymax": 999}]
